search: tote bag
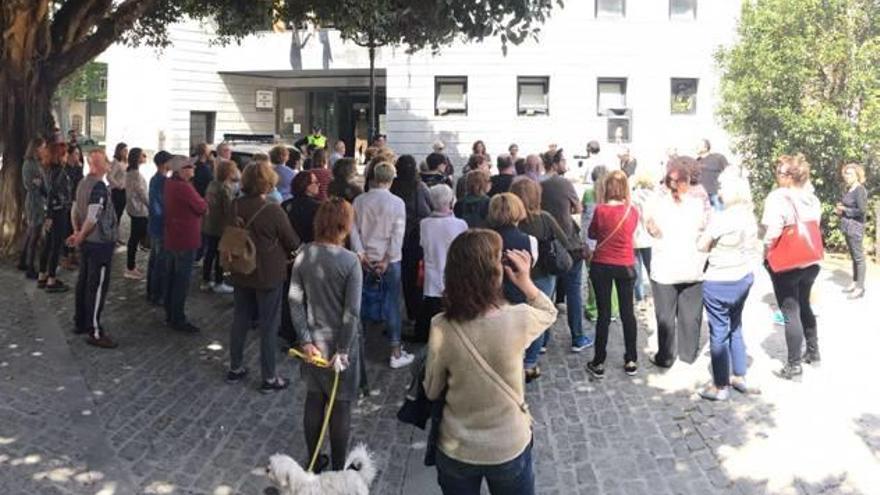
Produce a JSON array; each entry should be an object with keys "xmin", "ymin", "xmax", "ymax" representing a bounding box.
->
[{"xmin": 766, "ymin": 199, "xmax": 824, "ymax": 273}]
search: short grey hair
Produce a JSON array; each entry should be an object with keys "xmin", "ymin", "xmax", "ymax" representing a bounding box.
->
[
  {"xmin": 718, "ymin": 166, "xmax": 752, "ymax": 207},
  {"xmin": 372, "ymin": 162, "xmax": 396, "ymax": 185},
  {"xmin": 428, "ymin": 184, "xmax": 455, "ymax": 211}
]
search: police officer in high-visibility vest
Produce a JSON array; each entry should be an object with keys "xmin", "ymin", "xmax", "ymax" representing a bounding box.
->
[{"xmin": 306, "ymin": 126, "xmax": 327, "ymax": 150}]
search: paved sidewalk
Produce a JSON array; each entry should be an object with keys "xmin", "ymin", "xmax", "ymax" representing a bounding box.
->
[{"xmin": 1, "ymin": 247, "xmax": 879, "ymax": 494}]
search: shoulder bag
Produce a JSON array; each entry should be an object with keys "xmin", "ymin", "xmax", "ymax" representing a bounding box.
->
[
  {"xmin": 537, "ymin": 216, "xmax": 573, "ymax": 275},
  {"xmin": 595, "ymin": 203, "xmax": 632, "ymax": 253},
  {"xmin": 766, "ymin": 198, "xmax": 824, "ymax": 273},
  {"xmin": 448, "ymin": 321, "xmax": 532, "ymax": 424}
]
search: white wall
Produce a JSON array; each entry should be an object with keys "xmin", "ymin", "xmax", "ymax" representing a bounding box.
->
[
  {"xmin": 101, "ymin": 0, "xmax": 741, "ymax": 177},
  {"xmin": 384, "ymin": 0, "xmax": 741, "ymax": 175}
]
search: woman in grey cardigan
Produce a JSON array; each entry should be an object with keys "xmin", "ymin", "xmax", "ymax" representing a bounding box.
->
[
  {"xmin": 290, "ymin": 198, "xmax": 363, "ymax": 472},
  {"xmin": 697, "ymin": 168, "xmax": 760, "ymax": 401},
  {"xmin": 124, "ymin": 147, "xmax": 149, "ymax": 279}
]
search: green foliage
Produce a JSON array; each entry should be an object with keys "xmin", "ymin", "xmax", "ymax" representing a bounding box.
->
[
  {"xmin": 716, "ymin": 0, "xmax": 880, "ymax": 251},
  {"xmin": 55, "ymin": 62, "xmax": 107, "ymax": 102},
  {"xmin": 204, "ymin": 0, "xmax": 561, "ymax": 52}
]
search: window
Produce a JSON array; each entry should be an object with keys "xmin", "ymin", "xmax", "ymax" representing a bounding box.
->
[
  {"xmin": 596, "ymin": 0, "xmax": 625, "ymax": 18},
  {"xmin": 189, "ymin": 111, "xmax": 216, "ymax": 152},
  {"xmin": 435, "ymin": 77, "xmax": 468, "ymax": 116},
  {"xmin": 597, "ymin": 78, "xmax": 627, "ymax": 115},
  {"xmin": 671, "ymin": 78, "xmax": 698, "ymax": 114},
  {"xmin": 669, "ymin": 0, "xmax": 697, "ymax": 20},
  {"xmin": 517, "ymin": 77, "xmax": 549, "ymax": 116}
]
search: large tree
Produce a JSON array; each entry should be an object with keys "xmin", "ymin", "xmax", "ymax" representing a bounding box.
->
[
  {"xmin": 716, "ymin": 0, "xmax": 880, "ymax": 249},
  {"xmin": 0, "ymin": 0, "xmax": 559, "ymax": 252}
]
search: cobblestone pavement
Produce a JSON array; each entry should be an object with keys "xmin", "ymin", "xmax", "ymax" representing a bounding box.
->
[{"xmin": 1, "ymin": 245, "xmax": 879, "ymax": 495}]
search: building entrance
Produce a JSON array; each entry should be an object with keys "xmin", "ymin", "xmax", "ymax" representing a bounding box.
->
[{"xmin": 276, "ymin": 87, "xmax": 385, "ymax": 161}]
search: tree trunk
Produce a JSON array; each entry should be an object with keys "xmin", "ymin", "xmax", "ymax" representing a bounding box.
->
[
  {"xmin": 368, "ymin": 43, "xmax": 376, "ymax": 143},
  {"xmin": 0, "ymin": 76, "xmax": 56, "ymax": 254}
]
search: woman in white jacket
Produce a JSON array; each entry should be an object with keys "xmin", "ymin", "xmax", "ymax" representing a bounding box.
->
[
  {"xmin": 644, "ymin": 157, "xmax": 708, "ymax": 368},
  {"xmin": 761, "ymin": 154, "xmax": 822, "ymax": 380}
]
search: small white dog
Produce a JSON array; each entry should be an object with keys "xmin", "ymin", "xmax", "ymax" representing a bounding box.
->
[{"xmin": 266, "ymin": 444, "xmax": 376, "ymax": 495}]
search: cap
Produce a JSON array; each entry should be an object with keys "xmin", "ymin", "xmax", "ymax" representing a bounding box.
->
[
  {"xmin": 168, "ymin": 155, "xmax": 192, "ymax": 174},
  {"xmin": 153, "ymin": 150, "xmax": 173, "ymax": 167}
]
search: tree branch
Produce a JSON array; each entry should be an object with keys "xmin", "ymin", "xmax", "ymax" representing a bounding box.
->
[
  {"xmin": 44, "ymin": 0, "xmax": 158, "ymax": 83},
  {"xmin": 50, "ymin": 0, "xmax": 113, "ymax": 56}
]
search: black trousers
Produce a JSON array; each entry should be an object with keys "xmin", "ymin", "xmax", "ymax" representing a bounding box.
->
[
  {"xmin": 843, "ymin": 224, "xmax": 866, "ymax": 289},
  {"xmin": 127, "ymin": 215, "xmax": 148, "ymax": 270},
  {"xmin": 280, "ymin": 264, "xmax": 297, "ymax": 347},
  {"xmin": 39, "ymin": 208, "xmax": 70, "ymax": 278},
  {"xmin": 201, "ymin": 234, "xmax": 224, "ymax": 284},
  {"xmin": 401, "ymin": 229, "xmax": 424, "ymax": 321},
  {"xmin": 111, "ymin": 189, "xmax": 126, "ymax": 227},
  {"xmin": 768, "ymin": 263, "xmax": 820, "ymax": 365},
  {"xmin": 651, "ymin": 280, "xmax": 704, "ymax": 366},
  {"xmin": 414, "ymin": 296, "xmax": 444, "ymax": 343},
  {"xmin": 74, "ymin": 242, "xmax": 113, "ymax": 337},
  {"xmin": 20, "ymin": 222, "xmax": 43, "ymax": 272},
  {"xmin": 304, "ymin": 391, "xmax": 352, "ymax": 471},
  {"xmin": 589, "ymin": 263, "xmax": 638, "ymax": 364}
]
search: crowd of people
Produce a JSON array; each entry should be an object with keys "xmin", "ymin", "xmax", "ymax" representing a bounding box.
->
[{"xmin": 14, "ymin": 130, "xmax": 870, "ymax": 494}]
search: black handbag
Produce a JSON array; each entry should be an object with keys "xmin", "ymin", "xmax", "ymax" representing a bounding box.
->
[
  {"xmin": 396, "ymin": 350, "xmax": 445, "ymax": 466},
  {"xmin": 537, "ymin": 216, "xmax": 574, "ymax": 275}
]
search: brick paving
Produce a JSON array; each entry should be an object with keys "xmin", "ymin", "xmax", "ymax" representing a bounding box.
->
[{"xmin": 1, "ymin": 244, "xmax": 879, "ymax": 494}]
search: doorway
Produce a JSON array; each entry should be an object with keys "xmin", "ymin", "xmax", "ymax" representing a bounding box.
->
[{"xmin": 190, "ymin": 111, "xmax": 216, "ymax": 154}]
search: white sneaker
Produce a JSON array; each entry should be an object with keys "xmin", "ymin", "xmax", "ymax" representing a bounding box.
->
[
  {"xmin": 199, "ymin": 281, "xmax": 215, "ymax": 292},
  {"xmin": 212, "ymin": 282, "xmax": 233, "ymax": 294},
  {"xmin": 390, "ymin": 350, "xmax": 415, "ymax": 369},
  {"xmin": 123, "ymin": 268, "xmax": 144, "ymax": 280}
]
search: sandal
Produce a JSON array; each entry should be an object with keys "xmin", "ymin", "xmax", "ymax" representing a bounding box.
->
[
  {"xmin": 45, "ymin": 281, "xmax": 69, "ymax": 293},
  {"xmin": 259, "ymin": 377, "xmax": 289, "ymax": 394},
  {"xmin": 524, "ymin": 367, "xmax": 542, "ymax": 383}
]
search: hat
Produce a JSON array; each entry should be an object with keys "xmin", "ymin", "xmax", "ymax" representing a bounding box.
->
[
  {"xmin": 154, "ymin": 150, "xmax": 173, "ymax": 167},
  {"xmin": 168, "ymin": 155, "xmax": 192, "ymax": 174},
  {"xmin": 432, "ymin": 140, "xmax": 445, "ymax": 152}
]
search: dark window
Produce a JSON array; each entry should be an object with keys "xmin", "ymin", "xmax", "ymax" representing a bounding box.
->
[
  {"xmin": 671, "ymin": 78, "xmax": 698, "ymax": 114},
  {"xmin": 670, "ymin": 0, "xmax": 697, "ymax": 20},
  {"xmin": 189, "ymin": 111, "xmax": 216, "ymax": 152},
  {"xmin": 597, "ymin": 78, "xmax": 627, "ymax": 115},
  {"xmin": 435, "ymin": 77, "xmax": 468, "ymax": 116},
  {"xmin": 596, "ymin": 0, "xmax": 625, "ymax": 18},
  {"xmin": 517, "ymin": 77, "xmax": 549, "ymax": 116}
]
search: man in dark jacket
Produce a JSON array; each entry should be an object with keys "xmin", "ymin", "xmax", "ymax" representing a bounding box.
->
[{"xmin": 163, "ymin": 156, "xmax": 208, "ymax": 332}]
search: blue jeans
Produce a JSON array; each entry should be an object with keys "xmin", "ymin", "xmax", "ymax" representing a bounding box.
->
[
  {"xmin": 361, "ymin": 261, "xmax": 402, "ymax": 347},
  {"xmin": 524, "ymin": 275, "xmax": 556, "ymax": 368},
  {"xmin": 703, "ymin": 274, "xmax": 753, "ymax": 387},
  {"xmin": 634, "ymin": 248, "xmax": 652, "ymax": 301},
  {"xmin": 147, "ymin": 236, "xmax": 167, "ymax": 305},
  {"xmin": 436, "ymin": 440, "xmax": 534, "ymax": 495},
  {"xmin": 556, "ymin": 258, "xmax": 584, "ymax": 342},
  {"xmin": 164, "ymin": 249, "xmax": 195, "ymax": 327}
]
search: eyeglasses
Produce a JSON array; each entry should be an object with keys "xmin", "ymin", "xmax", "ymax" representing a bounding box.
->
[
  {"xmin": 775, "ymin": 169, "xmax": 791, "ymax": 177},
  {"xmin": 181, "ymin": 165, "xmax": 194, "ymax": 170}
]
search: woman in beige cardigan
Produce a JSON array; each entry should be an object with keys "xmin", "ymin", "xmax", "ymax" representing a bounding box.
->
[{"xmin": 424, "ymin": 229, "xmax": 557, "ymax": 495}]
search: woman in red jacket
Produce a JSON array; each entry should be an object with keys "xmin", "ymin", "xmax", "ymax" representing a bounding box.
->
[{"xmin": 586, "ymin": 170, "xmax": 640, "ymax": 379}]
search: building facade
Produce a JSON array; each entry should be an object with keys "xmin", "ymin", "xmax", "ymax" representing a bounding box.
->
[{"xmin": 100, "ymin": 0, "xmax": 741, "ymax": 175}]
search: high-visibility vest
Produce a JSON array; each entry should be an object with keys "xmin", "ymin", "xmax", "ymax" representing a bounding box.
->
[{"xmin": 306, "ymin": 134, "xmax": 327, "ymax": 149}]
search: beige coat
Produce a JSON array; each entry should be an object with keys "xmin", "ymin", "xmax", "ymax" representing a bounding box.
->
[{"xmin": 424, "ymin": 292, "xmax": 557, "ymax": 465}]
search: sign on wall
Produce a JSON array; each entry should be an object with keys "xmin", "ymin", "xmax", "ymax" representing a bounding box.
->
[{"xmin": 256, "ymin": 90, "xmax": 275, "ymax": 111}]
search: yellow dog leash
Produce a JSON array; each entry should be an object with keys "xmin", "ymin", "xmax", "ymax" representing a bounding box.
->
[{"xmin": 288, "ymin": 348, "xmax": 341, "ymax": 472}]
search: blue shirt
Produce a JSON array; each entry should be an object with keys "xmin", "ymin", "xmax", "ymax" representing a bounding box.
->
[
  {"xmin": 274, "ymin": 163, "xmax": 296, "ymax": 202},
  {"xmin": 148, "ymin": 173, "xmax": 166, "ymax": 238}
]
